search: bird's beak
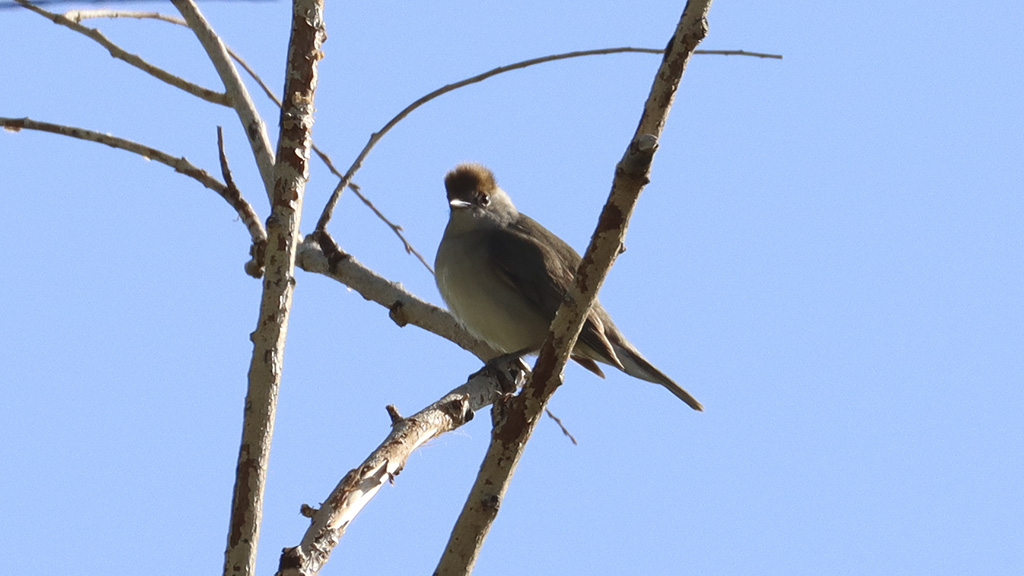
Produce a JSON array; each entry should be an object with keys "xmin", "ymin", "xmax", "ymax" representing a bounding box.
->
[{"xmin": 449, "ymin": 199, "xmax": 473, "ymax": 209}]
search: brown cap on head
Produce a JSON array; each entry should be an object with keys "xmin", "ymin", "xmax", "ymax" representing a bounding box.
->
[{"xmin": 444, "ymin": 162, "xmax": 497, "ymax": 202}]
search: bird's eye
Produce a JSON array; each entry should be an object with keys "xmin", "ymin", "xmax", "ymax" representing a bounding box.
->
[{"xmin": 478, "ymin": 193, "xmax": 490, "ymax": 207}]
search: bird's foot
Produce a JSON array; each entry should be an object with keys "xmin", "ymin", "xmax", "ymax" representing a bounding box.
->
[{"xmin": 470, "ymin": 350, "xmax": 531, "ymax": 395}]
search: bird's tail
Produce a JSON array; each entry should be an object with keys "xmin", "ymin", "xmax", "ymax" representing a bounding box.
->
[{"xmin": 614, "ymin": 342, "xmax": 704, "ymax": 411}]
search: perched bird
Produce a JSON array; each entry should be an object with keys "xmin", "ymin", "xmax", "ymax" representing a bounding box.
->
[{"xmin": 434, "ymin": 163, "xmax": 703, "ymax": 411}]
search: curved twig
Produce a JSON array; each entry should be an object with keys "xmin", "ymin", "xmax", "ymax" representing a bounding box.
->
[
  {"xmin": 1, "ymin": 116, "xmax": 266, "ymax": 250},
  {"xmin": 313, "ymin": 45, "xmax": 782, "ymax": 233},
  {"xmin": 14, "ymin": 1, "xmax": 228, "ymax": 106},
  {"xmin": 315, "ymin": 47, "xmax": 653, "ymax": 232}
]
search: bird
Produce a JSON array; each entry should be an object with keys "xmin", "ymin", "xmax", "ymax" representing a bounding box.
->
[{"xmin": 434, "ymin": 162, "xmax": 703, "ymax": 411}]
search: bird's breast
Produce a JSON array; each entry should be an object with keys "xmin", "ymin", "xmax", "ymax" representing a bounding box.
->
[{"xmin": 435, "ymin": 229, "xmax": 550, "ymax": 353}]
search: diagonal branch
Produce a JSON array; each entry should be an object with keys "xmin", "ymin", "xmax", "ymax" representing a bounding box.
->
[
  {"xmin": 1, "ymin": 116, "xmax": 266, "ymax": 252},
  {"xmin": 275, "ymin": 361, "xmax": 525, "ymax": 576},
  {"xmin": 62, "ymin": 9, "xmax": 187, "ymax": 24},
  {"xmin": 296, "ymin": 234, "xmax": 498, "ymax": 361},
  {"xmin": 172, "ymin": 0, "xmax": 277, "ymax": 199},
  {"xmin": 68, "ymin": 7, "xmax": 433, "ymax": 272},
  {"xmin": 14, "ymin": 0, "xmax": 229, "ymax": 106},
  {"xmin": 435, "ymin": 2, "xmax": 715, "ymax": 574}
]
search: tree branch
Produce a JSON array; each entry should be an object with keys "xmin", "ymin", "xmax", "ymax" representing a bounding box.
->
[
  {"xmin": 276, "ymin": 361, "xmax": 526, "ymax": 576},
  {"xmin": 172, "ymin": 0, "xmax": 277, "ymax": 199},
  {"xmin": 221, "ymin": 2, "xmax": 325, "ymax": 576},
  {"xmin": 435, "ymin": 3, "xmax": 714, "ymax": 574},
  {"xmin": 62, "ymin": 9, "xmax": 187, "ymax": 25},
  {"xmin": 0, "ymin": 116, "xmax": 267, "ymax": 255},
  {"xmin": 312, "ymin": 45, "xmax": 781, "ymax": 233},
  {"xmin": 14, "ymin": 0, "xmax": 229, "ymax": 106},
  {"xmin": 23, "ymin": 5, "xmax": 780, "ymax": 273},
  {"xmin": 296, "ymin": 234, "xmax": 499, "ymax": 362}
]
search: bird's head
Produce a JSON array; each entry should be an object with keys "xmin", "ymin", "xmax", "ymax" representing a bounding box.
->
[{"xmin": 443, "ymin": 163, "xmax": 518, "ymax": 231}]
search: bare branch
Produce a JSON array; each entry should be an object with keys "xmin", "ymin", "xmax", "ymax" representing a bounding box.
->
[
  {"xmin": 14, "ymin": 0, "xmax": 229, "ymax": 106},
  {"xmin": 1, "ymin": 116, "xmax": 267, "ymax": 253},
  {"xmin": 172, "ymin": 0, "xmax": 277, "ymax": 198},
  {"xmin": 227, "ymin": 43, "xmax": 437, "ymax": 273},
  {"xmin": 63, "ymin": 9, "xmax": 186, "ymax": 25},
  {"xmin": 435, "ymin": 2, "xmax": 715, "ymax": 573},
  {"xmin": 221, "ymin": 1, "xmax": 325, "ymax": 576},
  {"xmin": 52, "ymin": 5, "xmax": 437, "ymax": 274},
  {"xmin": 696, "ymin": 48, "xmax": 782, "ymax": 59},
  {"xmin": 43, "ymin": 3, "xmax": 781, "ymax": 274},
  {"xmin": 276, "ymin": 362, "xmax": 525, "ymax": 576},
  {"xmin": 296, "ymin": 234, "xmax": 498, "ymax": 361},
  {"xmin": 312, "ymin": 45, "xmax": 781, "ymax": 233},
  {"xmin": 544, "ymin": 408, "xmax": 578, "ymax": 445}
]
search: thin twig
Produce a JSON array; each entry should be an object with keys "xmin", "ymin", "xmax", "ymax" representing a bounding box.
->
[
  {"xmin": 47, "ymin": 6, "xmax": 437, "ymax": 272},
  {"xmin": 313, "ymin": 45, "xmax": 782, "ymax": 233},
  {"xmin": 226, "ymin": 44, "xmax": 436, "ymax": 273},
  {"xmin": 696, "ymin": 48, "xmax": 782, "ymax": 59},
  {"xmin": 15, "ymin": 0, "xmax": 229, "ymax": 106},
  {"xmin": 1, "ymin": 116, "xmax": 266, "ymax": 251},
  {"xmin": 347, "ymin": 182, "xmax": 435, "ymax": 273},
  {"xmin": 544, "ymin": 409, "xmax": 578, "ymax": 445}
]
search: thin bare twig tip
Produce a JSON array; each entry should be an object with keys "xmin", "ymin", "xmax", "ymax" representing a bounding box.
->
[{"xmin": 544, "ymin": 408, "xmax": 578, "ymax": 445}]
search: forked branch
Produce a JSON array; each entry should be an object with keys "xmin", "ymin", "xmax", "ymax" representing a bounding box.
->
[
  {"xmin": 14, "ymin": 0, "xmax": 228, "ymax": 105},
  {"xmin": 172, "ymin": 0, "xmax": 277, "ymax": 198}
]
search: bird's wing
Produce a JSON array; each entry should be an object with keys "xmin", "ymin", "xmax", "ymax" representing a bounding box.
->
[{"xmin": 487, "ymin": 215, "xmax": 621, "ymax": 368}]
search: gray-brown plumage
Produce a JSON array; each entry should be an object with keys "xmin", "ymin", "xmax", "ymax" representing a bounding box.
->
[{"xmin": 434, "ymin": 162, "xmax": 703, "ymax": 411}]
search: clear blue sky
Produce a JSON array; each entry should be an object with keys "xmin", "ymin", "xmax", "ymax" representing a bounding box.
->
[{"xmin": 2, "ymin": 1, "xmax": 1022, "ymax": 575}]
